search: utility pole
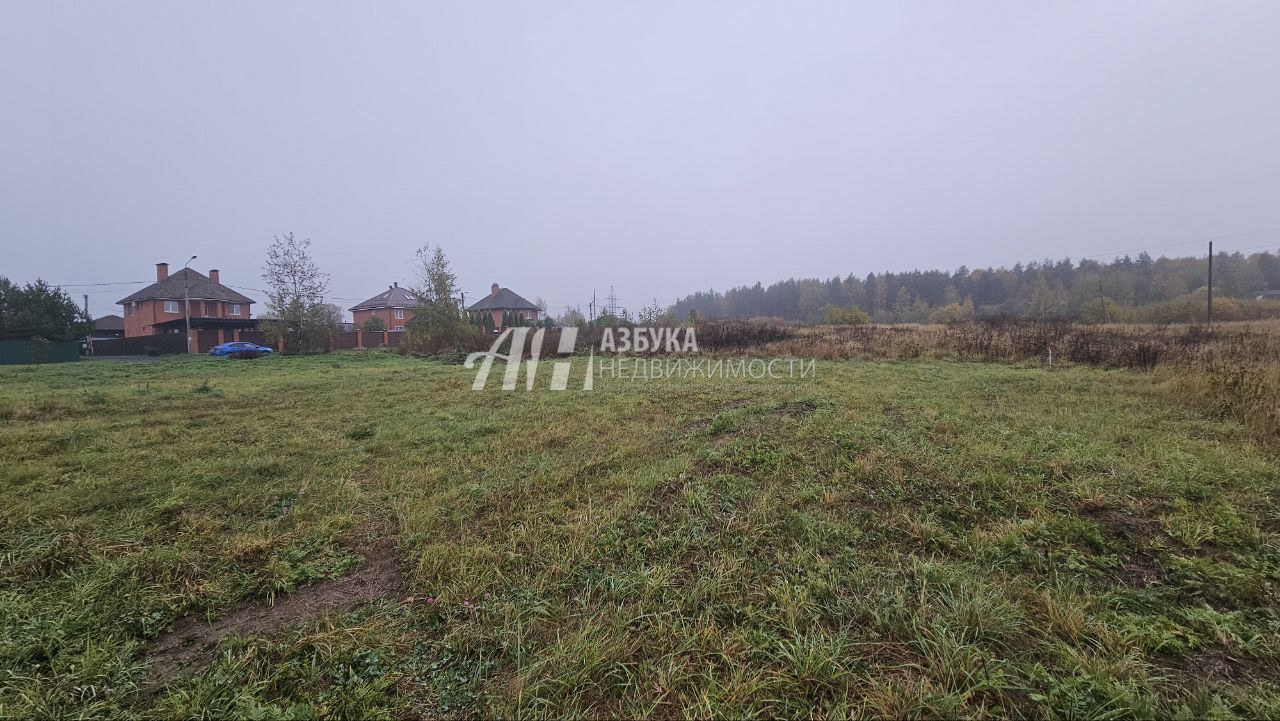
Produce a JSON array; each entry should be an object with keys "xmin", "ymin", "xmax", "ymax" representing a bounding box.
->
[
  {"xmin": 589, "ymin": 289, "xmax": 596, "ymax": 323},
  {"xmin": 1206, "ymin": 241, "xmax": 1214, "ymax": 326},
  {"xmin": 183, "ymin": 255, "xmax": 197, "ymax": 353},
  {"xmin": 84, "ymin": 294, "xmax": 91, "ymax": 356}
]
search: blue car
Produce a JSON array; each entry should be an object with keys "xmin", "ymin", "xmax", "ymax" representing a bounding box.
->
[{"xmin": 208, "ymin": 341, "xmax": 274, "ymax": 357}]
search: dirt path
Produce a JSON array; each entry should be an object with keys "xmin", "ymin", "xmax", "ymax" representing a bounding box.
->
[{"xmin": 144, "ymin": 536, "xmax": 404, "ymax": 686}]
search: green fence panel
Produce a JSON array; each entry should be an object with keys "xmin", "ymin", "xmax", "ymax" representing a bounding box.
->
[{"xmin": 0, "ymin": 340, "xmax": 81, "ymax": 365}]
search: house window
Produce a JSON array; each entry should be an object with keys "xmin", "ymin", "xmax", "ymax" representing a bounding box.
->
[
  {"xmin": 163, "ymin": 300, "xmax": 179, "ymax": 314},
  {"xmin": 394, "ymin": 309, "xmax": 405, "ymax": 319},
  {"xmin": 127, "ymin": 302, "xmax": 136, "ymax": 316},
  {"xmin": 230, "ymin": 304, "xmax": 241, "ymax": 316},
  {"xmin": 394, "ymin": 325, "xmax": 404, "ymax": 331}
]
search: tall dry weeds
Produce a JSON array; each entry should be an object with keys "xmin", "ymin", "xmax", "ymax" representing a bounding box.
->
[{"xmin": 696, "ymin": 318, "xmax": 1280, "ymax": 438}]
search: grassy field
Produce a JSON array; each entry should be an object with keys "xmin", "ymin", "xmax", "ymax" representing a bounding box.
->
[{"xmin": 1, "ymin": 352, "xmax": 1278, "ymax": 718}]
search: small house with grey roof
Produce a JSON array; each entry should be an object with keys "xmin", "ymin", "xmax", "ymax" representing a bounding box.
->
[{"xmin": 466, "ymin": 283, "xmax": 541, "ymax": 329}]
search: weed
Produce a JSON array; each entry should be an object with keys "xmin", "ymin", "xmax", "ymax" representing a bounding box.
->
[
  {"xmin": 82, "ymin": 389, "xmax": 109, "ymax": 406},
  {"xmin": 345, "ymin": 424, "xmax": 376, "ymax": 441}
]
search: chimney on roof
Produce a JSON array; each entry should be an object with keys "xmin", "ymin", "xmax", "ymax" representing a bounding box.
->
[
  {"xmin": 156, "ymin": 262, "xmax": 169, "ymax": 281},
  {"xmin": 209, "ymin": 269, "xmax": 220, "ymax": 284},
  {"xmin": 393, "ymin": 281, "xmax": 398, "ymax": 287},
  {"xmin": 491, "ymin": 283, "xmax": 500, "ymax": 298}
]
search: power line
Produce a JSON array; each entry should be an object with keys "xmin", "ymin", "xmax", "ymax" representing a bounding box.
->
[
  {"xmin": 84, "ymin": 298, "xmax": 118, "ymax": 318},
  {"xmin": 229, "ymin": 283, "xmax": 433, "ymax": 308},
  {"xmin": 1214, "ymin": 241, "xmax": 1280, "ymax": 255},
  {"xmin": 52, "ymin": 280, "xmax": 150, "ymax": 287},
  {"xmin": 1077, "ymin": 227, "xmax": 1280, "ymax": 260}
]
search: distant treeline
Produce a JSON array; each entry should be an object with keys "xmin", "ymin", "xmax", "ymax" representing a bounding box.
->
[{"xmin": 672, "ymin": 250, "xmax": 1280, "ymax": 323}]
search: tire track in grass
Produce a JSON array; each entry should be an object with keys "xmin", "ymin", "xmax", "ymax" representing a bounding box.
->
[{"xmin": 144, "ymin": 531, "xmax": 404, "ymax": 686}]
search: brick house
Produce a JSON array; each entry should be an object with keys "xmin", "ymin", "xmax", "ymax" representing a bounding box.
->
[
  {"xmin": 466, "ymin": 283, "xmax": 541, "ymax": 328},
  {"xmin": 116, "ymin": 263, "xmax": 256, "ymax": 339},
  {"xmin": 349, "ymin": 283, "xmax": 418, "ymax": 331}
]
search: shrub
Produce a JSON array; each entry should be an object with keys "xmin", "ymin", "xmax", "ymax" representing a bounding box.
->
[
  {"xmin": 927, "ymin": 299, "xmax": 976, "ymax": 324},
  {"xmin": 825, "ymin": 306, "xmax": 871, "ymax": 326}
]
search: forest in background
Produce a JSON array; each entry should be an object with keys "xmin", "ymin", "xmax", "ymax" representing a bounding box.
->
[{"xmin": 671, "ymin": 249, "xmax": 1280, "ymax": 324}]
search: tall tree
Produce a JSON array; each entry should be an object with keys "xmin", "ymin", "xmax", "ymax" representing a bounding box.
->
[
  {"xmin": 0, "ymin": 277, "xmax": 91, "ymax": 342},
  {"xmin": 406, "ymin": 244, "xmax": 472, "ymax": 353},
  {"xmin": 0, "ymin": 277, "xmax": 13, "ymax": 341},
  {"xmin": 1029, "ymin": 274, "xmax": 1063, "ymax": 319},
  {"xmin": 261, "ymin": 232, "xmax": 331, "ymax": 353}
]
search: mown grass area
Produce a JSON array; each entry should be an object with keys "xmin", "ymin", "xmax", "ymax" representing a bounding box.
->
[{"xmin": 1, "ymin": 352, "xmax": 1278, "ymax": 719}]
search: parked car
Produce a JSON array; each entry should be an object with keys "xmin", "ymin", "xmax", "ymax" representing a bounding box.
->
[{"xmin": 208, "ymin": 341, "xmax": 274, "ymax": 358}]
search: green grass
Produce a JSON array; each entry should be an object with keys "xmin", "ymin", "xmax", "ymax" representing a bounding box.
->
[{"xmin": 1, "ymin": 352, "xmax": 1278, "ymax": 718}]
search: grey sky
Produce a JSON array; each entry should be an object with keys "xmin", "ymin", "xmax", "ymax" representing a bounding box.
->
[{"xmin": 4, "ymin": 1, "xmax": 1279, "ymax": 320}]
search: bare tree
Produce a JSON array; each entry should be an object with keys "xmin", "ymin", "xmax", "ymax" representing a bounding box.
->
[
  {"xmin": 407, "ymin": 243, "xmax": 473, "ymax": 353},
  {"xmin": 262, "ymin": 232, "xmax": 332, "ymax": 353}
]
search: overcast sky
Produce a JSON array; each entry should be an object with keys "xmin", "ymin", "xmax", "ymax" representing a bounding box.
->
[{"xmin": 4, "ymin": 1, "xmax": 1279, "ymax": 320}]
